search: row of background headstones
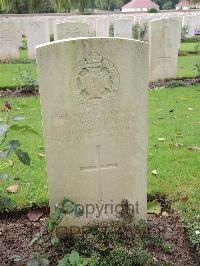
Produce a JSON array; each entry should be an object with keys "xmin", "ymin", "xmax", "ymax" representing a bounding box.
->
[
  {"xmin": 1, "ymin": 12, "xmax": 199, "ymax": 58},
  {"xmin": 0, "ymin": 12, "xmax": 199, "ymax": 82}
]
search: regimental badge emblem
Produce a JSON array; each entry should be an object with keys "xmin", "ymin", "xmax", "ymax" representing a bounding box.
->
[{"xmin": 75, "ymin": 50, "xmax": 120, "ymax": 100}]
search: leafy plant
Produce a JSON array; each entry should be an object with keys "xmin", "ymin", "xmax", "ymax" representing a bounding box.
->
[
  {"xmin": 132, "ymin": 22, "xmax": 140, "ymax": 40},
  {"xmin": 15, "ymin": 66, "xmax": 38, "ymax": 92},
  {"xmin": 109, "ymin": 23, "xmax": 114, "ymax": 37},
  {"xmin": 164, "ymin": 80, "xmax": 186, "ymax": 88},
  {"xmin": 130, "ymin": 246, "xmax": 152, "ymax": 265},
  {"xmin": 193, "ymin": 59, "xmax": 200, "ymax": 77},
  {"xmin": 27, "ymin": 252, "xmax": 49, "ymax": 266},
  {"xmin": 184, "ymin": 218, "xmax": 200, "ymax": 251},
  {"xmin": 57, "ymin": 251, "xmax": 89, "ymax": 266},
  {"xmin": 0, "ymin": 191, "xmax": 13, "ymax": 209},
  {"xmin": 148, "ymin": 7, "xmax": 158, "ymax": 13},
  {"xmin": 9, "ymin": 255, "xmax": 23, "ymax": 262},
  {"xmin": 149, "ymin": 233, "xmax": 172, "ymax": 253},
  {"xmin": 162, "ymin": 243, "xmax": 172, "ymax": 253},
  {"xmin": 106, "ymin": 246, "xmax": 131, "ymax": 265},
  {"xmin": 139, "ymin": 23, "xmax": 148, "ymax": 41},
  {"xmin": 0, "ymin": 140, "xmax": 30, "ymax": 165},
  {"xmin": 194, "ymin": 42, "xmax": 200, "ymax": 54},
  {"xmin": 46, "ymin": 197, "xmax": 83, "ymax": 233},
  {"xmin": 181, "ymin": 25, "xmax": 189, "ymax": 42},
  {"xmin": 149, "ymin": 233, "xmax": 165, "ymax": 247},
  {"xmin": 105, "ymin": 245, "xmax": 152, "ymax": 265},
  {"xmin": 147, "ymin": 200, "xmax": 161, "ymax": 214}
]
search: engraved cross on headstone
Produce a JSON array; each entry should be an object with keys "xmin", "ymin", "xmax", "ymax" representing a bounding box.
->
[{"xmin": 80, "ymin": 145, "xmax": 118, "ymax": 201}]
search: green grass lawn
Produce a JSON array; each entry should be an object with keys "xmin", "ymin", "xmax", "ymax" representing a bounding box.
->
[
  {"xmin": 0, "ymin": 43, "xmax": 199, "ymax": 89},
  {"xmin": 0, "ymin": 63, "xmax": 37, "ymax": 88},
  {"xmin": 177, "ymin": 55, "xmax": 200, "ymax": 78},
  {"xmin": 19, "ymin": 49, "xmax": 28, "ymax": 60},
  {"xmin": 148, "ymin": 85, "xmax": 200, "ymax": 247},
  {"xmin": 0, "ymin": 97, "xmax": 46, "ymax": 206},
  {"xmin": 179, "ymin": 42, "xmax": 199, "ymax": 53},
  {"xmin": 0, "ymin": 85, "xmax": 200, "ymax": 246}
]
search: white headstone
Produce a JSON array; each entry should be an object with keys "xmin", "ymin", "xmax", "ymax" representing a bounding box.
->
[
  {"xmin": 114, "ymin": 19, "xmax": 133, "ymax": 38},
  {"xmin": 84, "ymin": 17, "xmax": 97, "ymax": 36},
  {"xmin": 96, "ymin": 18, "xmax": 110, "ymax": 37},
  {"xmin": 149, "ymin": 19, "xmax": 181, "ymax": 81},
  {"xmin": 0, "ymin": 21, "xmax": 19, "ymax": 60},
  {"xmin": 25, "ymin": 20, "xmax": 50, "ymax": 59},
  {"xmin": 36, "ymin": 38, "xmax": 148, "ymax": 228},
  {"xmin": 183, "ymin": 15, "xmax": 199, "ymax": 38},
  {"xmin": 56, "ymin": 21, "xmax": 89, "ymax": 41},
  {"xmin": 14, "ymin": 19, "xmax": 23, "ymax": 47}
]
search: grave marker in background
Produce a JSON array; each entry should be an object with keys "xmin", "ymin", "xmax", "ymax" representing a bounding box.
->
[
  {"xmin": 25, "ymin": 20, "xmax": 50, "ymax": 59},
  {"xmin": 149, "ymin": 19, "xmax": 181, "ymax": 81},
  {"xmin": 96, "ymin": 18, "xmax": 110, "ymax": 37},
  {"xmin": 0, "ymin": 21, "xmax": 19, "ymax": 60},
  {"xmin": 114, "ymin": 19, "xmax": 133, "ymax": 38},
  {"xmin": 56, "ymin": 21, "xmax": 88, "ymax": 40}
]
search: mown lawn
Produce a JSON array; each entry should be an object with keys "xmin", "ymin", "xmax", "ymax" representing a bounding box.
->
[
  {"xmin": 177, "ymin": 55, "xmax": 200, "ymax": 78},
  {"xmin": 148, "ymin": 85, "xmax": 200, "ymax": 247},
  {"xmin": 0, "ymin": 44, "xmax": 199, "ymax": 89},
  {"xmin": 0, "ymin": 63, "xmax": 37, "ymax": 88},
  {"xmin": 0, "ymin": 84, "xmax": 200, "ymax": 246},
  {"xmin": 179, "ymin": 42, "xmax": 199, "ymax": 52}
]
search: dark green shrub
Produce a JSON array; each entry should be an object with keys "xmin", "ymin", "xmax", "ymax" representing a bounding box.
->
[
  {"xmin": 148, "ymin": 7, "xmax": 158, "ymax": 13},
  {"xmin": 181, "ymin": 25, "xmax": 189, "ymax": 41},
  {"xmin": 15, "ymin": 67, "xmax": 38, "ymax": 92},
  {"xmin": 132, "ymin": 22, "xmax": 140, "ymax": 40}
]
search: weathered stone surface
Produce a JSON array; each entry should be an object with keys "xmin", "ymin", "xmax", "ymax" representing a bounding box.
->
[
  {"xmin": 36, "ymin": 38, "xmax": 148, "ymax": 227},
  {"xmin": 183, "ymin": 15, "xmax": 200, "ymax": 38},
  {"xmin": 84, "ymin": 17, "xmax": 97, "ymax": 36},
  {"xmin": 149, "ymin": 18, "xmax": 181, "ymax": 81},
  {"xmin": 25, "ymin": 20, "xmax": 50, "ymax": 59},
  {"xmin": 0, "ymin": 20, "xmax": 19, "ymax": 60},
  {"xmin": 96, "ymin": 18, "xmax": 110, "ymax": 37},
  {"xmin": 56, "ymin": 21, "xmax": 88, "ymax": 40},
  {"xmin": 114, "ymin": 19, "xmax": 133, "ymax": 38}
]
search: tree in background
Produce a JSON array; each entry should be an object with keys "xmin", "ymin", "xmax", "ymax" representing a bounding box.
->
[
  {"xmin": 53, "ymin": 0, "xmax": 72, "ymax": 12},
  {"xmin": 154, "ymin": 0, "xmax": 200, "ymax": 9},
  {"xmin": 153, "ymin": 0, "xmax": 178, "ymax": 9},
  {"xmin": 1, "ymin": 0, "xmax": 200, "ymax": 13},
  {"xmin": 162, "ymin": 1, "xmax": 174, "ymax": 9},
  {"xmin": 0, "ymin": 0, "xmax": 54, "ymax": 13},
  {"xmin": 189, "ymin": 0, "xmax": 200, "ymax": 4}
]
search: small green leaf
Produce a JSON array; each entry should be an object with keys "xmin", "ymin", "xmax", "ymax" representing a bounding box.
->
[
  {"xmin": 15, "ymin": 149, "xmax": 31, "ymax": 166},
  {"xmin": 28, "ymin": 233, "xmax": 42, "ymax": 247},
  {"xmin": 12, "ymin": 115, "xmax": 25, "ymax": 121},
  {"xmin": 0, "ymin": 123, "xmax": 8, "ymax": 137},
  {"xmin": 9, "ymin": 124, "xmax": 39, "ymax": 135},
  {"xmin": 69, "ymin": 251, "xmax": 80, "ymax": 265},
  {"xmin": 28, "ymin": 253, "xmax": 49, "ymax": 266},
  {"xmin": 10, "ymin": 255, "xmax": 23, "ymax": 262},
  {"xmin": 0, "ymin": 192, "xmax": 13, "ymax": 209},
  {"xmin": 7, "ymin": 140, "xmax": 20, "ymax": 151},
  {"xmin": 0, "ymin": 140, "xmax": 21, "ymax": 159},
  {"xmin": 147, "ymin": 200, "xmax": 161, "ymax": 214}
]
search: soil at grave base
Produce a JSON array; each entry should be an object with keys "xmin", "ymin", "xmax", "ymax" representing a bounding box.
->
[
  {"xmin": 0, "ymin": 78, "xmax": 199, "ymax": 98},
  {"xmin": 0, "ymin": 87, "xmax": 39, "ymax": 98},
  {"xmin": 149, "ymin": 77, "xmax": 200, "ymax": 89},
  {"xmin": 0, "ymin": 208, "xmax": 198, "ymax": 266}
]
